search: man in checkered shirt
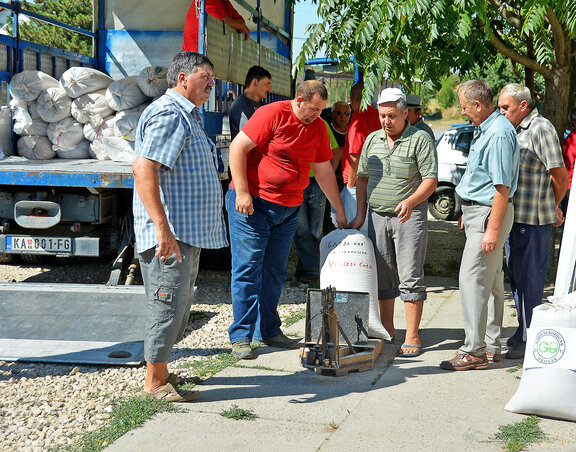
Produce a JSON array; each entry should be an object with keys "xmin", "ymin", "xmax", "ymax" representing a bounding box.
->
[
  {"xmin": 133, "ymin": 51, "xmax": 228, "ymax": 402},
  {"xmin": 498, "ymin": 83, "xmax": 569, "ymax": 360}
]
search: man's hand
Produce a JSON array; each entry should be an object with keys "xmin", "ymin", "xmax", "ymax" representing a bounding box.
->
[
  {"xmin": 154, "ymin": 224, "xmax": 182, "ymax": 263},
  {"xmin": 235, "ymin": 191, "xmax": 254, "ymax": 215},
  {"xmin": 394, "ymin": 199, "xmax": 415, "ymax": 224},
  {"xmin": 334, "ymin": 209, "xmax": 347, "ymax": 229},
  {"xmin": 223, "ymin": 17, "xmax": 250, "ymax": 40},
  {"xmin": 347, "ymin": 215, "xmax": 364, "ymax": 230},
  {"xmin": 554, "ymin": 206, "xmax": 565, "ymax": 227},
  {"xmin": 482, "ymin": 228, "xmax": 499, "ymax": 254},
  {"xmin": 458, "ymin": 214, "xmax": 465, "ymax": 232}
]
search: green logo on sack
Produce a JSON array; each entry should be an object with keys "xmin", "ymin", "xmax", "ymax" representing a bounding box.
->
[{"xmin": 532, "ymin": 329, "xmax": 566, "ymax": 364}]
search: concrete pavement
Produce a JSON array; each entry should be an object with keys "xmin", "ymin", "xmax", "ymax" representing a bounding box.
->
[{"xmin": 106, "ymin": 277, "xmax": 576, "ymax": 452}]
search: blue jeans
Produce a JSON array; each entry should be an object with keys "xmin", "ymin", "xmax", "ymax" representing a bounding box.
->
[
  {"xmin": 226, "ymin": 189, "xmax": 299, "ymax": 343},
  {"xmin": 505, "ymin": 223, "xmax": 553, "ymax": 343},
  {"xmin": 294, "ymin": 178, "xmax": 325, "ymax": 276}
]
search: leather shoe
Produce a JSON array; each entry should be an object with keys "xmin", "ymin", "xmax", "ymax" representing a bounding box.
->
[
  {"xmin": 506, "ymin": 337, "xmax": 519, "ymax": 347},
  {"xmin": 486, "ymin": 352, "xmax": 501, "ymax": 363},
  {"xmin": 263, "ymin": 333, "xmax": 301, "ymax": 349},
  {"xmin": 505, "ymin": 341, "xmax": 526, "ymax": 360},
  {"xmin": 440, "ymin": 352, "xmax": 489, "ymax": 371}
]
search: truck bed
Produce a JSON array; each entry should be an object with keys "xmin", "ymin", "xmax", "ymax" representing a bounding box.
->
[{"xmin": 0, "ymin": 157, "xmax": 134, "ymax": 189}]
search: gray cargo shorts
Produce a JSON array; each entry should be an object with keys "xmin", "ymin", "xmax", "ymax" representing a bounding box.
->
[{"xmin": 138, "ymin": 241, "xmax": 200, "ymax": 363}]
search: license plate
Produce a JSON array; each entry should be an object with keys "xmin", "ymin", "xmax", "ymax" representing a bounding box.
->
[{"xmin": 5, "ymin": 236, "xmax": 72, "ymax": 254}]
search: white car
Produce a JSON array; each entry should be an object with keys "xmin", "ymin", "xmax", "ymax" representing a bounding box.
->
[{"xmin": 428, "ymin": 124, "xmax": 475, "ymax": 220}]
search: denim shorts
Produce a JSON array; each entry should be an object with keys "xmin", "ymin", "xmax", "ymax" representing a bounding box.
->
[{"xmin": 138, "ymin": 241, "xmax": 200, "ymax": 363}]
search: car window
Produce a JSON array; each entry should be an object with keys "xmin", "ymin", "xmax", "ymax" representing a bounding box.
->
[{"xmin": 455, "ymin": 132, "xmax": 473, "ymax": 154}]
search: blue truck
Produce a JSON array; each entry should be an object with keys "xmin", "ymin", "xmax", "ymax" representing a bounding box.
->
[{"xmin": 0, "ymin": 0, "xmax": 293, "ymax": 283}]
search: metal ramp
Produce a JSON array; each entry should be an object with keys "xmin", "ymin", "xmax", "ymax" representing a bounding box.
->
[{"xmin": 0, "ymin": 283, "xmax": 146, "ymax": 365}]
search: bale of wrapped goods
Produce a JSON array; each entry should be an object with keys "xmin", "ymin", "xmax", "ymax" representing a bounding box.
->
[
  {"xmin": 137, "ymin": 66, "xmax": 168, "ymax": 98},
  {"xmin": 17, "ymin": 135, "xmax": 56, "ymax": 160},
  {"xmin": 71, "ymin": 89, "xmax": 115, "ymax": 124},
  {"xmin": 106, "ymin": 76, "xmax": 149, "ymax": 111},
  {"xmin": 10, "ymin": 71, "xmax": 60, "ymax": 102},
  {"xmin": 36, "ymin": 87, "xmax": 73, "ymax": 123},
  {"xmin": 60, "ymin": 67, "xmax": 113, "ymax": 99}
]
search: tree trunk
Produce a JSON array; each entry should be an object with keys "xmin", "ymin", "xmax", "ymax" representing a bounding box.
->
[{"xmin": 541, "ymin": 63, "xmax": 572, "ymax": 139}]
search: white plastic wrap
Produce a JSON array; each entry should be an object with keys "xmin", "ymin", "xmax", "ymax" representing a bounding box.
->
[
  {"xmin": 71, "ymin": 89, "xmax": 115, "ymax": 124},
  {"xmin": 114, "ymin": 112, "xmax": 140, "ymax": 141},
  {"xmin": 60, "ymin": 67, "xmax": 113, "ymax": 99},
  {"xmin": 36, "ymin": 87, "xmax": 72, "ymax": 123},
  {"xmin": 55, "ymin": 139, "xmax": 92, "ymax": 159},
  {"xmin": 90, "ymin": 136, "xmax": 135, "ymax": 162},
  {"xmin": 10, "ymin": 71, "xmax": 60, "ymax": 102},
  {"xmin": 83, "ymin": 115, "xmax": 118, "ymax": 142},
  {"xmin": 47, "ymin": 117, "xmax": 85, "ymax": 150},
  {"xmin": 13, "ymin": 107, "xmax": 49, "ymax": 136},
  {"xmin": 137, "ymin": 66, "xmax": 168, "ymax": 98},
  {"xmin": 106, "ymin": 76, "xmax": 149, "ymax": 111},
  {"xmin": 17, "ymin": 135, "xmax": 56, "ymax": 160}
]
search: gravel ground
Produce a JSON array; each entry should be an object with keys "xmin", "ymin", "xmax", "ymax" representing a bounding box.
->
[{"xmin": 0, "ymin": 219, "xmax": 462, "ymax": 451}]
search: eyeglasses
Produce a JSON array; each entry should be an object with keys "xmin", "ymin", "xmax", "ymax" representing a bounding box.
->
[{"xmin": 334, "ymin": 111, "xmax": 350, "ymax": 116}]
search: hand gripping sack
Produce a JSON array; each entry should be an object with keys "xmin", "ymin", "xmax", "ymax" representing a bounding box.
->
[
  {"xmin": 10, "ymin": 71, "xmax": 60, "ymax": 102},
  {"xmin": 505, "ymin": 293, "xmax": 576, "ymax": 421},
  {"xmin": 71, "ymin": 89, "xmax": 115, "ymax": 124},
  {"xmin": 320, "ymin": 229, "xmax": 391, "ymax": 340},
  {"xmin": 36, "ymin": 87, "xmax": 72, "ymax": 123},
  {"xmin": 17, "ymin": 135, "xmax": 56, "ymax": 160},
  {"xmin": 137, "ymin": 66, "xmax": 168, "ymax": 98},
  {"xmin": 60, "ymin": 67, "xmax": 113, "ymax": 98},
  {"xmin": 106, "ymin": 76, "xmax": 149, "ymax": 112},
  {"xmin": 47, "ymin": 117, "xmax": 85, "ymax": 150}
]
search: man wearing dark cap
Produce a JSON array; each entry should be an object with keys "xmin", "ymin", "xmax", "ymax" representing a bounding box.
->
[{"xmin": 406, "ymin": 94, "xmax": 435, "ymax": 141}]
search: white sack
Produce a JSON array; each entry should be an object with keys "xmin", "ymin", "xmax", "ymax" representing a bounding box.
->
[
  {"xmin": 10, "ymin": 71, "xmax": 60, "ymax": 102},
  {"xmin": 333, "ymin": 187, "xmax": 368, "ymax": 235},
  {"xmin": 71, "ymin": 89, "xmax": 115, "ymax": 124},
  {"xmin": 17, "ymin": 135, "xmax": 55, "ymax": 160},
  {"xmin": 0, "ymin": 107, "xmax": 12, "ymax": 157},
  {"xmin": 47, "ymin": 117, "xmax": 85, "ymax": 150},
  {"xmin": 13, "ymin": 107, "xmax": 49, "ymax": 136},
  {"xmin": 91, "ymin": 136, "xmax": 135, "ymax": 162},
  {"xmin": 36, "ymin": 87, "xmax": 72, "ymax": 123},
  {"xmin": 137, "ymin": 66, "xmax": 168, "ymax": 98},
  {"xmin": 60, "ymin": 67, "xmax": 113, "ymax": 99},
  {"xmin": 505, "ymin": 297, "xmax": 576, "ymax": 421},
  {"xmin": 114, "ymin": 112, "xmax": 140, "ymax": 141},
  {"xmin": 106, "ymin": 76, "xmax": 149, "ymax": 111},
  {"xmin": 55, "ymin": 139, "xmax": 91, "ymax": 159},
  {"xmin": 320, "ymin": 229, "xmax": 391, "ymax": 340},
  {"xmin": 83, "ymin": 115, "xmax": 117, "ymax": 142}
]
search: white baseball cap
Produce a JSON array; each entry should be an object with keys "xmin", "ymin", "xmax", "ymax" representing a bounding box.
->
[{"xmin": 377, "ymin": 87, "xmax": 406, "ymax": 105}]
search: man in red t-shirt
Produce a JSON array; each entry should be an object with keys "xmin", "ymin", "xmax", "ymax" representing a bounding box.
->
[
  {"xmin": 183, "ymin": 0, "xmax": 249, "ymax": 52},
  {"xmin": 226, "ymin": 80, "xmax": 347, "ymax": 359}
]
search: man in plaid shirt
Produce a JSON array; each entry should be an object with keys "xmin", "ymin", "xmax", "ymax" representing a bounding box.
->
[{"xmin": 498, "ymin": 83, "xmax": 569, "ymax": 360}]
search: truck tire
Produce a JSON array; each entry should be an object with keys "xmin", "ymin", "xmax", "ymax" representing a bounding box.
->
[
  {"xmin": 0, "ymin": 253, "xmax": 15, "ymax": 263},
  {"xmin": 428, "ymin": 186, "xmax": 461, "ymax": 221}
]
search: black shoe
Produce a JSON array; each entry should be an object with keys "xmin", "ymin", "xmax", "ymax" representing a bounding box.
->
[
  {"xmin": 295, "ymin": 273, "xmax": 319, "ymax": 284},
  {"xmin": 506, "ymin": 337, "xmax": 520, "ymax": 347},
  {"xmin": 505, "ymin": 341, "xmax": 526, "ymax": 360}
]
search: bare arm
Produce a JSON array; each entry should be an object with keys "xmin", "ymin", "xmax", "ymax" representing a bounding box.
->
[
  {"xmin": 550, "ymin": 166, "xmax": 569, "ymax": 226},
  {"xmin": 346, "ymin": 153, "xmax": 360, "ymax": 187},
  {"xmin": 133, "ymin": 157, "xmax": 181, "ymax": 262},
  {"xmin": 229, "ymin": 131, "xmax": 257, "ymax": 214},
  {"xmin": 348, "ymin": 176, "xmax": 368, "ymax": 230},
  {"xmin": 222, "ymin": 16, "xmax": 250, "ymax": 39},
  {"xmin": 312, "ymin": 161, "xmax": 347, "ymax": 228},
  {"xmin": 395, "ymin": 178, "xmax": 438, "ymax": 224},
  {"xmin": 330, "ymin": 146, "xmax": 343, "ymax": 172},
  {"xmin": 482, "ymin": 185, "xmax": 510, "ymax": 254}
]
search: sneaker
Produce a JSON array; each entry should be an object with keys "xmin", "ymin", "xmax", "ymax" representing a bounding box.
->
[
  {"xmin": 440, "ymin": 353, "xmax": 489, "ymax": 371},
  {"xmin": 263, "ymin": 333, "xmax": 301, "ymax": 349},
  {"xmin": 231, "ymin": 341, "xmax": 254, "ymax": 359},
  {"xmin": 486, "ymin": 352, "xmax": 501, "ymax": 363},
  {"xmin": 505, "ymin": 341, "xmax": 526, "ymax": 360}
]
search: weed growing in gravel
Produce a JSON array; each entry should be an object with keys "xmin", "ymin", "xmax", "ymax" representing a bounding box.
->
[
  {"xmin": 59, "ymin": 397, "xmax": 175, "ymax": 452},
  {"xmin": 283, "ymin": 308, "xmax": 306, "ymax": 327},
  {"xmin": 220, "ymin": 404, "xmax": 258, "ymax": 421},
  {"xmin": 180, "ymin": 352, "xmax": 239, "ymax": 379},
  {"xmin": 494, "ymin": 416, "xmax": 546, "ymax": 452}
]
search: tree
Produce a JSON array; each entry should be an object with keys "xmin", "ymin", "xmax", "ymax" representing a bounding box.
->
[
  {"xmin": 295, "ymin": 0, "xmax": 576, "ymax": 134},
  {"xmin": 6, "ymin": 0, "xmax": 93, "ymax": 56}
]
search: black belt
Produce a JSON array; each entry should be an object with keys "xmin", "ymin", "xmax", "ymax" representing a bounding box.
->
[{"xmin": 461, "ymin": 198, "xmax": 513, "ymax": 206}]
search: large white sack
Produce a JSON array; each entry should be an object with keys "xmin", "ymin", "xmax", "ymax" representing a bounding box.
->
[
  {"xmin": 137, "ymin": 66, "xmax": 168, "ymax": 98},
  {"xmin": 60, "ymin": 67, "xmax": 113, "ymax": 99},
  {"xmin": 320, "ymin": 229, "xmax": 391, "ymax": 340},
  {"xmin": 106, "ymin": 76, "xmax": 149, "ymax": 111},
  {"xmin": 114, "ymin": 112, "xmax": 140, "ymax": 141},
  {"xmin": 36, "ymin": 87, "xmax": 72, "ymax": 123},
  {"xmin": 10, "ymin": 71, "xmax": 60, "ymax": 102},
  {"xmin": 55, "ymin": 139, "xmax": 91, "ymax": 159},
  {"xmin": 505, "ymin": 297, "xmax": 576, "ymax": 421},
  {"xmin": 83, "ymin": 115, "xmax": 118, "ymax": 142},
  {"xmin": 332, "ymin": 187, "xmax": 368, "ymax": 236},
  {"xmin": 17, "ymin": 135, "xmax": 55, "ymax": 160},
  {"xmin": 90, "ymin": 136, "xmax": 135, "ymax": 162},
  {"xmin": 13, "ymin": 107, "xmax": 49, "ymax": 136},
  {"xmin": 71, "ymin": 89, "xmax": 115, "ymax": 124},
  {"xmin": 0, "ymin": 107, "xmax": 12, "ymax": 157},
  {"xmin": 47, "ymin": 117, "xmax": 85, "ymax": 150},
  {"xmin": 28, "ymin": 101, "xmax": 42, "ymax": 120}
]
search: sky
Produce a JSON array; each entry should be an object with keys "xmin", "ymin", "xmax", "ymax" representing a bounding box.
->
[{"xmin": 292, "ymin": 0, "xmax": 321, "ymax": 63}]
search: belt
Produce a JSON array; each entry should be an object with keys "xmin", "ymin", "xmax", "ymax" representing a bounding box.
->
[{"xmin": 461, "ymin": 198, "xmax": 513, "ymax": 206}]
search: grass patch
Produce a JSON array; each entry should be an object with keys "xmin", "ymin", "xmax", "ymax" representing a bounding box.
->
[
  {"xmin": 494, "ymin": 416, "xmax": 546, "ymax": 452},
  {"xmin": 283, "ymin": 308, "xmax": 306, "ymax": 327},
  {"xmin": 220, "ymin": 404, "xmax": 258, "ymax": 421},
  {"xmin": 507, "ymin": 364, "xmax": 523, "ymax": 373},
  {"xmin": 179, "ymin": 352, "xmax": 239, "ymax": 379},
  {"xmin": 59, "ymin": 396, "xmax": 175, "ymax": 451}
]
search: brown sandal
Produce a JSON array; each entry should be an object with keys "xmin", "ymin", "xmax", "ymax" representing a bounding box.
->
[{"xmin": 140, "ymin": 383, "xmax": 199, "ymax": 403}]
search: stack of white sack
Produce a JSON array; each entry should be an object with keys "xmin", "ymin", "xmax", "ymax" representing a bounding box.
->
[
  {"xmin": 60, "ymin": 67, "xmax": 113, "ymax": 99},
  {"xmin": 137, "ymin": 66, "xmax": 168, "ymax": 98},
  {"xmin": 47, "ymin": 117, "xmax": 90, "ymax": 159},
  {"xmin": 12, "ymin": 101, "xmax": 49, "ymax": 137},
  {"xmin": 17, "ymin": 135, "xmax": 55, "ymax": 160},
  {"xmin": 71, "ymin": 89, "xmax": 115, "ymax": 125},
  {"xmin": 36, "ymin": 87, "xmax": 72, "ymax": 123},
  {"xmin": 106, "ymin": 76, "xmax": 149, "ymax": 112},
  {"xmin": 505, "ymin": 292, "xmax": 576, "ymax": 421},
  {"xmin": 9, "ymin": 71, "xmax": 60, "ymax": 102},
  {"xmin": 84, "ymin": 115, "xmax": 118, "ymax": 143}
]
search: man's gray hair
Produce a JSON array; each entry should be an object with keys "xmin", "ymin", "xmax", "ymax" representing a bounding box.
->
[
  {"xmin": 457, "ymin": 80, "xmax": 493, "ymax": 107},
  {"xmin": 395, "ymin": 98, "xmax": 407, "ymax": 111},
  {"xmin": 166, "ymin": 51, "xmax": 214, "ymax": 88},
  {"xmin": 501, "ymin": 83, "xmax": 533, "ymax": 108}
]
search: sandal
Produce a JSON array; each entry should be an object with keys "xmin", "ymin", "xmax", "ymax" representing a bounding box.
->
[
  {"xmin": 140, "ymin": 383, "xmax": 200, "ymax": 403},
  {"xmin": 397, "ymin": 343, "xmax": 423, "ymax": 357}
]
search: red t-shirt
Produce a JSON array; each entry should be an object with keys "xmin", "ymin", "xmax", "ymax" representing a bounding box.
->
[
  {"xmin": 563, "ymin": 130, "xmax": 576, "ymax": 188},
  {"xmin": 231, "ymin": 100, "xmax": 332, "ymax": 206},
  {"xmin": 183, "ymin": 0, "xmax": 243, "ymax": 52},
  {"xmin": 341, "ymin": 104, "xmax": 381, "ymax": 184}
]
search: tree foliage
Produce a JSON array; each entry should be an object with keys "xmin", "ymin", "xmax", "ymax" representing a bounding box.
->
[
  {"xmin": 6, "ymin": 0, "xmax": 93, "ymax": 56},
  {"xmin": 295, "ymin": 0, "xmax": 576, "ymax": 132}
]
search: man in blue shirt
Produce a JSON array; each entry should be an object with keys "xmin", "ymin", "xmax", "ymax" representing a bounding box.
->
[
  {"xmin": 440, "ymin": 80, "xmax": 520, "ymax": 371},
  {"xmin": 133, "ymin": 51, "xmax": 228, "ymax": 401}
]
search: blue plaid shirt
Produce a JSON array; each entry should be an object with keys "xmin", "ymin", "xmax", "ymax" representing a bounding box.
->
[{"xmin": 133, "ymin": 89, "xmax": 228, "ymax": 253}]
